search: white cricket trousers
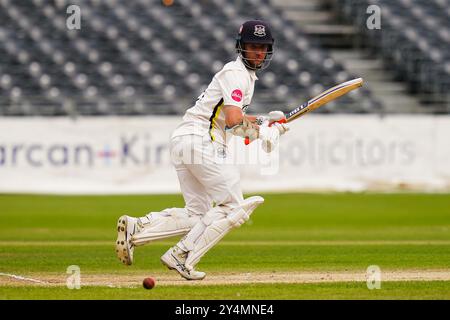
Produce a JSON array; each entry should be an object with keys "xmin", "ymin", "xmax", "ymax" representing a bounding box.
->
[{"xmin": 170, "ymin": 134, "xmax": 244, "ymax": 217}]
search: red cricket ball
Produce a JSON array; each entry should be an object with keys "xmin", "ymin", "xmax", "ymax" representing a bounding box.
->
[{"xmin": 143, "ymin": 277, "xmax": 156, "ymax": 289}]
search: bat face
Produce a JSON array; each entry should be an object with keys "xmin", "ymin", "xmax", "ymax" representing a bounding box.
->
[
  {"xmin": 285, "ymin": 78, "xmax": 363, "ymax": 122},
  {"xmin": 245, "ymin": 78, "xmax": 363, "ymax": 145}
]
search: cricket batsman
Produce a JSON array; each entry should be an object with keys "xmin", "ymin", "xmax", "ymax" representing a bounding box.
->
[{"xmin": 116, "ymin": 20, "xmax": 289, "ymax": 280}]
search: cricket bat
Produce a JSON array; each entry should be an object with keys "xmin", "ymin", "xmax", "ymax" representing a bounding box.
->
[{"xmin": 245, "ymin": 77, "xmax": 364, "ymax": 145}]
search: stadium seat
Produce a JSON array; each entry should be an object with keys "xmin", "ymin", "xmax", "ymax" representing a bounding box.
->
[{"xmin": 0, "ymin": 0, "xmax": 383, "ymax": 115}]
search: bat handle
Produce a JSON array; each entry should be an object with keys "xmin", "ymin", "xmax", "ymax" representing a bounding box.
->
[
  {"xmin": 244, "ymin": 118, "xmax": 287, "ymax": 145},
  {"xmin": 269, "ymin": 118, "xmax": 287, "ymax": 126}
]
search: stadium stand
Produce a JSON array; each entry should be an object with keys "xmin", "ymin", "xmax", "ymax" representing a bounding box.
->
[
  {"xmin": 0, "ymin": 0, "xmax": 417, "ymax": 116},
  {"xmin": 333, "ymin": 0, "xmax": 450, "ymax": 112}
]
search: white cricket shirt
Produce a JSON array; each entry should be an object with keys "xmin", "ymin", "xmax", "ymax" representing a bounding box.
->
[{"xmin": 171, "ymin": 56, "xmax": 258, "ymax": 146}]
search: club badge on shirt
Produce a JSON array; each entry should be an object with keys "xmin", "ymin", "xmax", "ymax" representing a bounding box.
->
[{"xmin": 216, "ymin": 146, "xmax": 227, "ymax": 159}]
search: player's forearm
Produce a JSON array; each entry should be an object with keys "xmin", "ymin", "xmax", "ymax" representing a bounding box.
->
[
  {"xmin": 223, "ymin": 105, "xmax": 245, "ymax": 128},
  {"xmin": 223, "ymin": 107, "xmax": 260, "ymax": 128},
  {"xmin": 229, "ymin": 115, "xmax": 258, "ymax": 126},
  {"xmin": 225, "ymin": 112, "xmax": 243, "ymax": 128}
]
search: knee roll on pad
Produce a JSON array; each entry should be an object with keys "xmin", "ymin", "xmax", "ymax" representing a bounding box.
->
[{"xmin": 178, "ymin": 207, "xmax": 227, "ymax": 252}]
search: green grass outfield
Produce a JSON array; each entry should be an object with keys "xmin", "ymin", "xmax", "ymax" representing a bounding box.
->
[{"xmin": 0, "ymin": 193, "xmax": 449, "ymax": 299}]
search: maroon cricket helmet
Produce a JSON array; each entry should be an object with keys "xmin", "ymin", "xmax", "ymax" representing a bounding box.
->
[{"xmin": 235, "ymin": 20, "xmax": 275, "ymax": 70}]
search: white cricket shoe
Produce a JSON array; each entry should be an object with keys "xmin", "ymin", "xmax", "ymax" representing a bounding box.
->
[
  {"xmin": 160, "ymin": 246, "xmax": 206, "ymax": 280},
  {"xmin": 116, "ymin": 215, "xmax": 138, "ymax": 265}
]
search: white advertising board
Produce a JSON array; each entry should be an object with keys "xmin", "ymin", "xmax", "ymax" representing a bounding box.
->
[{"xmin": 0, "ymin": 115, "xmax": 449, "ymax": 194}]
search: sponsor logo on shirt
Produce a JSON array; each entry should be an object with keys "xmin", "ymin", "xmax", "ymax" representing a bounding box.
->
[{"xmin": 231, "ymin": 89, "xmax": 243, "ymax": 102}]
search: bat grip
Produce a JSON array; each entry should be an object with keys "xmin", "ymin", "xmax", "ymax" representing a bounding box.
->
[
  {"xmin": 244, "ymin": 118, "xmax": 287, "ymax": 145},
  {"xmin": 269, "ymin": 118, "xmax": 287, "ymax": 126}
]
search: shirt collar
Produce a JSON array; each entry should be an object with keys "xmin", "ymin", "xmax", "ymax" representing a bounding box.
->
[{"xmin": 236, "ymin": 56, "xmax": 259, "ymax": 80}]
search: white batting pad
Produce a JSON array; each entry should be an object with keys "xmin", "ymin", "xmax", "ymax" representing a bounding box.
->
[
  {"xmin": 131, "ymin": 208, "xmax": 200, "ymax": 246},
  {"xmin": 182, "ymin": 196, "xmax": 264, "ymax": 269}
]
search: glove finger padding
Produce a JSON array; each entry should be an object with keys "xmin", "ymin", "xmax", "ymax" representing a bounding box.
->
[
  {"xmin": 273, "ymin": 122, "xmax": 290, "ymax": 135},
  {"xmin": 256, "ymin": 110, "xmax": 286, "ymax": 126},
  {"xmin": 243, "ymin": 117, "xmax": 258, "ymax": 143},
  {"xmin": 258, "ymin": 125, "xmax": 280, "ymax": 153},
  {"xmin": 231, "ymin": 125, "xmax": 246, "ymax": 138},
  {"xmin": 231, "ymin": 117, "xmax": 258, "ymax": 142},
  {"xmin": 245, "ymin": 127, "xmax": 258, "ymax": 143},
  {"xmin": 268, "ymin": 111, "xmax": 286, "ymax": 122}
]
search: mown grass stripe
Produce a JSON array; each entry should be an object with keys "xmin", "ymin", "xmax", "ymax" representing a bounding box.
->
[{"xmin": 1, "ymin": 240, "xmax": 450, "ymax": 246}]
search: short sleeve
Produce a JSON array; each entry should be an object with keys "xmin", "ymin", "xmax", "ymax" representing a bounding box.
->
[{"xmin": 217, "ymin": 70, "xmax": 248, "ymax": 108}]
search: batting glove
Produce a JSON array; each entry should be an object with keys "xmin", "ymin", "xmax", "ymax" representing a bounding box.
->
[
  {"xmin": 272, "ymin": 122, "xmax": 289, "ymax": 136},
  {"xmin": 230, "ymin": 117, "xmax": 258, "ymax": 143},
  {"xmin": 258, "ymin": 123, "xmax": 280, "ymax": 153},
  {"xmin": 256, "ymin": 111, "xmax": 286, "ymax": 126}
]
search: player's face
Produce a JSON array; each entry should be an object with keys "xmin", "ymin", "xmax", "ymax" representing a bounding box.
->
[{"xmin": 243, "ymin": 43, "xmax": 268, "ymax": 68}]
